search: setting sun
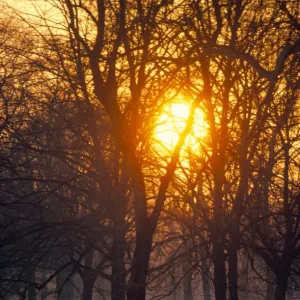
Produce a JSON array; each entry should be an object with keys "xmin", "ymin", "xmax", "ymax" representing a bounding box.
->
[
  {"xmin": 156, "ymin": 103, "xmax": 189, "ymax": 147},
  {"xmin": 154, "ymin": 101, "xmax": 205, "ymax": 153}
]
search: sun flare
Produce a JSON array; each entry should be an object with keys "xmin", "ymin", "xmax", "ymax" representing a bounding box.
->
[{"xmin": 155, "ymin": 102, "xmax": 205, "ymax": 153}]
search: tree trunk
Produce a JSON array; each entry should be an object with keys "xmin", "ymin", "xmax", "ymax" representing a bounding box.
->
[
  {"xmin": 82, "ymin": 279, "xmax": 94, "ymax": 300},
  {"xmin": 127, "ymin": 230, "xmax": 152, "ymax": 300},
  {"xmin": 212, "ymin": 171, "xmax": 227, "ymax": 300},
  {"xmin": 82, "ymin": 249, "xmax": 95, "ymax": 300},
  {"xmin": 212, "ymin": 243, "xmax": 227, "ymax": 300},
  {"xmin": 228, "ymin": 246, "xmax": 239, "ymax": 300},
  {"xmin": 111, "ymin": 214, "xmax": 126, "ymax": 300},
  {"xmin": 274, "ymin": 272, "xmax": 289, "ymax": 300},
  {"xmin": 274, "ymin": 279, "xmax": 287, "ymax": 300}
]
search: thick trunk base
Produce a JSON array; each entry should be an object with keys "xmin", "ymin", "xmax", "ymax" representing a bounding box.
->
[{"xmin": 212, "ymin": 245, "xmax": 227, "ymax": 300}]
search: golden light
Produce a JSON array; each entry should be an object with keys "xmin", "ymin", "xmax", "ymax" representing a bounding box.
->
[{"xmin": 154, "ymin": 101, "xmax": 205, "ymax": 153}]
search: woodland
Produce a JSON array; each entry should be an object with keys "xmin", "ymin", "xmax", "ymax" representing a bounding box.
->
[{"xmin": 0, "ymin": 0, "xmax": 299, "ymax": 300}]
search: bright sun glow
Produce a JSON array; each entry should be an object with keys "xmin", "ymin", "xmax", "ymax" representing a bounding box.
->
[{"xmin": 155, "ymin": 102, "xmax": 205, "ymax": 153}]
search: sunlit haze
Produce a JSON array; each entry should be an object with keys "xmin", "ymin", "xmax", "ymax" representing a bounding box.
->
[{"xmin": 155, "ymin": 101, "xmax": 205, "ymax": 153}]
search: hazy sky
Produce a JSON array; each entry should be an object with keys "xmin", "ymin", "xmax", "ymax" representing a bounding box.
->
[
  {"xmin": 4, "ymin": 0, "xmax": 33, "ymax": 10},
  {"xmin": 3, "ymin": 0, "xmax": 63, "ymax": 26},
  {"xmin": 4, "ymin": 0, "xmax": 54, "ymax": 15}
]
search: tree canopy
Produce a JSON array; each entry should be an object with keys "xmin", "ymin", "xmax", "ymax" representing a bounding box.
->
[{"xmin": 0, "ymin": 1, "xmax": 299, "ymax": 300}]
